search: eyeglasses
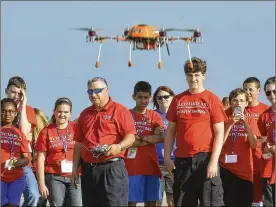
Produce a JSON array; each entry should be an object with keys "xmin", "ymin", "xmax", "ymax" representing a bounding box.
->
[
  {"xmin": 232, "ymin": 99, "xmax": 246, "ymax": 104},
  {"xmin": 1, "ymin": 110, "xmax": 16, "ymax": 115},
  {"xmin": 265, "ymin": 90, "xmax": 275, "ymax": 97},
  {"xmin": 87, "ymin": 88, "xmax": 106, "ymax": 95},
  {"xmin": 157, "ymin": 95, "xmax": 171, "ymax": 100}
]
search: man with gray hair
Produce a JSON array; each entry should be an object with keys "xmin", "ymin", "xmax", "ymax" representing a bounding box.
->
[{"xmin": 71, "ymin": 77, "xmax": 136, "ymax": 207}]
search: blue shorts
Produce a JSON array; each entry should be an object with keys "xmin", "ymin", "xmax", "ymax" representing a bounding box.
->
[
  {"xmin": 128, "ymin": 175, "xmax": 161, "ymax": 202},
  {"xmin": 1, "ymin": 175, "xmax": 26, "ymax": 206}
]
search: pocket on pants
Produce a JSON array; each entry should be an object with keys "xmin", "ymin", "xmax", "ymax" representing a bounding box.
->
[
  {"xmin": 210, "ymin": 176, "xmax": 224, "ymax": 206},
  {"xmin": 202, "ymin": 176, "xmax": 224, "ymax": 207}
]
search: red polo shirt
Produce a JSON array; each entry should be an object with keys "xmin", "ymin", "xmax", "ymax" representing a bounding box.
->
[
  {"xmin": 74, "ymin": 98, "xmax": 136, "ymax": 163},
  {"xmin": 166, "ymin": 90, "xmax": 227, "ymax": 157},
  {"xmin": 35, "ymin": 121, "xmax": 77, "ymax": 176},
  {"xmin": 1, "ymin": 126, "xmax": 29, "ymax": 182}
]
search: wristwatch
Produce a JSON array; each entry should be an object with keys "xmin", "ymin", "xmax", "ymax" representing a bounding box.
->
[{"xmin": 119, "ymin": 143, "xmax": 125, "ymax": 151}]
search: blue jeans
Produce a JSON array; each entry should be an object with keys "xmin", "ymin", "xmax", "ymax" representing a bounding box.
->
[
  {"xmin": 45, "ymin": 173, "xmax": 82, "ymax": 207},
  {"xmin": 22, "ymin": 166, "xmax": 40, "ymax": 207}
]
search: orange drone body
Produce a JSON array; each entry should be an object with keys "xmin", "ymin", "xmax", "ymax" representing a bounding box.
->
[{"xmin": 127, "ymin": 24, "xmax": 160, "ymax": 39}]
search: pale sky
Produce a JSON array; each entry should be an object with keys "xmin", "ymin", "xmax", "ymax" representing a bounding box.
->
[{"xmin": 1, "ymin": 1, "xmax": 275, "ymax": 119}]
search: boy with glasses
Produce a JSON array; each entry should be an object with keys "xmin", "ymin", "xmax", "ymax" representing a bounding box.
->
[
  {"xmin": 243, "ymin": 77, "xmax": 270, "ymax": 207},
  {"xmin": 257, "ymin": 76, "xmax": 275, "ymax": 207}
]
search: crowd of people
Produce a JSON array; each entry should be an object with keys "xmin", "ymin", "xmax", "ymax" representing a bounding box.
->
[{"xmin": 0, "ymin": 57, "xmax": 275, "ymax": 207}]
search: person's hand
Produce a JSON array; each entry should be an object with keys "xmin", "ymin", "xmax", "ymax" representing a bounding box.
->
[
  {"xmin": 264, "ymin": 142, "xmax": 272, "ymax": 153},
  {"xmin": 105, "ymin": 144, "xmax": 121, "ymax": 156},
  {"xmin": 38, "ymin": 183, "xmax": 49, "ymax": 199},
  {"xmin": 71, "ymin": 170, "xmax": 80, "ymax": 189},
  {"xmin": 13, "ymin": 157, "xmax": 28, "ymax": 167},
  {"xmin": 18, "ymin": 88, "xmax": 27, "ymax": 111},
  {"xmin": 164, "ymin": 157, "xmax": 175, "ymax": 176},
  {"xmin": 154, "ymin": 127, "xmax": 164, "ymax": 135},
  {"xmin": 207, "ymin": 161, "xmax": 218, "ymax": 179},
  {"xmin": 270, "ymin": 145, "xmax": 275, "ymax": 154}
]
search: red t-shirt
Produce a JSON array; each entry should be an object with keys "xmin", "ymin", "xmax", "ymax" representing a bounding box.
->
[
  {"xmin": 1, "ymin": 126, "xmax": 29, "ymax": 182},
  {"xmin": 166, "ymin": 89, "xmax": 227, "ymax": 157},
  {"xmin": 245, "ymin": 103, "xmax": 270, "ymax": 173},
  {"xmin": 266, "ymin": 122, "xmax": 275, "ymax": 184},
  {"xmin": 74, "ymin": 98, "xmax": 137, "ymax": 163},
  {"xmin": 258, "ymin": 107, "xmax": 275, "ymax": 178},
  {"xmin": 220, "ymin": 109, "xmax": 260, "ymax": 182},
  {"xmin": 125, "ymin": 109, "xmax": 164, "ymax": 177},
  {"xmin": 35, "ymin": 121, "xmax": 77, "ymax": 176}
]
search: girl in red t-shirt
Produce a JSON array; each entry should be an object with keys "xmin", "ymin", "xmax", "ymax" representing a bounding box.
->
[
  {"xmin": 36, "ymin": 97, "xmax": 82, "ymax": 206},
  {"xmin": 219, "ymin": 88, "xmax": 259, "ymax": 207},
  {"xmin": 1, "ymin": 98, "xmax": 30, "ymax": 206}
]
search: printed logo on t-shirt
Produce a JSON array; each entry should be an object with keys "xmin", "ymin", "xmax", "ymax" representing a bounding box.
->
[
  {"xmin": 48, "ymin": 134, "xmax": 74, "ymax": 149},
  {"xmin": 245, "ymin": 112, "xmax": 259, "ymax": 120},
  {"xmin": 0, "ymin": 132, "xmax": 23, "ymax": 147},
  {"xmin": 230, "ymin": 124, "xmax": 247, "ymax": 137},
  {"xmin": 103, "ymin": 115, "xmax": 112, "ymax": 120},
  {"xmin": 176, "ymin": 101, "xmax": 209, "ymax": 115}
]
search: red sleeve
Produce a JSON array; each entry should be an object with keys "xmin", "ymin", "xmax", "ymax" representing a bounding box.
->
[
  {"xmin": 26, "ymin": 106, "xmax": 36, "ymax": 129},
  {"xmin": 20, "ymin": 132, "xmax": 30, "ymax": 153},
  {"xmin": 35, "ymin": 127, "xmax": 48, "ymax": 152},
  {"xmin": 257, "ymin": 114, "xmax": 267, "ymax": 136},
  {"xmin": 210, "ymin": 95, "xmax": 228, "ymax": 124},
  {"xmin": 74, "ymin": 120, "xmax": 84, "ymax": 142},
  {"xmin": 153, "ymin": 111, "xmax": 165, "ymax": 129},
  {"xmin": 166, "ymin": 97, "xmax": 177, "ymax": 122},
  {"xmin": 117, "ymin": 107, "xmax": 137, "ymax": 136}
]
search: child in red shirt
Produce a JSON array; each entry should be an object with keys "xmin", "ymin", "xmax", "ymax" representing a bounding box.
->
[
  {"xmin": 1, "ymin": 98, "xmax": 30, "ymax": 206},
  {"xmin": 220, "ymin": 88, "xmax": 259, "ymax": 207},
  {"xmin": 125, "ymin": 81, "xmax": 165, "ymax": 207},
  {"xmin": 36, "ymin": 97, "xmax": 82, "ymax": 206}
]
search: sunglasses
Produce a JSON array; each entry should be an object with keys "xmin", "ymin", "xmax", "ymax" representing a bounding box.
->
[
  {"xmin": 87, "ymin": 88, "xmax": 106, "ymax": 95},
  {"xmin": 157, "ymin": 95, "xmax": 171, "ymax": 100},
  {"xmin": 265, "ymin": 90, "xmax": 275, "ymax": 97}
]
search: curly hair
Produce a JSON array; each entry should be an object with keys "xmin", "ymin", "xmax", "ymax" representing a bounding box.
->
[{"xmin": 184, "ymin": 57, "xmax": 207, "ymax": 74}]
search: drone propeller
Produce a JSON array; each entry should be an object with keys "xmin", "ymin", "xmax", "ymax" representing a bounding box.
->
[
  {"xmin": 72, "ymin": 27, "xmax": 103, "ymax": 31},
  {"xmin": 164, "ymin": 28, "xmax": 196, "ymax": 32}
]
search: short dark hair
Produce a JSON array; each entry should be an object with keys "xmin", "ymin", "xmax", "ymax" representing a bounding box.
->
[
  {"xmin": 243, "ymin": 77, "xmax": 261, "ymax": 89},
  {"xmin": 6, "ymin": 76, "xmax": 27, "ymax": 91},
  {"xmin": 153, "ymin": 86, "xmax": 175, "ymax": 109},
  {"xmin": 1, "ymin": 98, "xmax": 17, "ymax": 109},
  {"xmin": 222, "ymin": 97, "xmax": 229, "ymax": 105},
  {"xmin": 184, "ymin": 57, "xmax": 207, "ymax": 74},
  {"xmin": 263, "ymin": 76, "xmax": 275, "ymax": 92},
  {"xmin": 229, "ymin": 88, "xmax": 246, "ymax": 102},
  {"xmin": 133, "ymin": 81, "xmax": 152, "ymax": 96}
]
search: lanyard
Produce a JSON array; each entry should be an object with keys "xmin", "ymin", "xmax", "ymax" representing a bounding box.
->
[
  {"xmin": 131, "ymin": 109, "xmax": 147, "ymax": 136},
  {"xmin": 56, "ymin": 123, "xmax": 69, "ymax": 159},
  {"xmin": 230, "ymin": 128, "xmax": 238, "ymax": 154},
  {"xmin": 1, "ymin": 127, "xmax": 15, "ymax": 158}
]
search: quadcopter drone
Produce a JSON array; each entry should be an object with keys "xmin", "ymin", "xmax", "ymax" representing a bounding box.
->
[{"xmin": 73, "ymin": 24, "xmax": 203, "ymax": 69}]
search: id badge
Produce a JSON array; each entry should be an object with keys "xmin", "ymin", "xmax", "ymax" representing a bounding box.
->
[
  {"xmin": 262, "ymin": 153, "xmax": 273, "ymax": 160},
  {"xmin": 60, "ymin": 160, "xmax": 73, "ymax": 173},
  {"xmin": 5, "ymin": 159, "xmax": 15, "ymax": 170},
  {"xmin": 225, "ymin": 154, "xmax": 238, "ymax": 163},
  {"xmin": 127, "ymin": 147, "xmax": 137, "ymax": 159}
]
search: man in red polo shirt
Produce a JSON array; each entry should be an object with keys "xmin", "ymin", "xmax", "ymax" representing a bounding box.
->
[
  {"xmin": 243, "ymin": 77, "xmax": 270, "ymax": 207},
  {"xmin": 71, "ymin": 77, "xmax": 136, "ymax": 207},
  {"xmin": 5, "ymin": 76, "xmax": 39, "ymax": 207},
  {"xmin": 164, "ymin": 57, "xmax": 227, "ymax": 207}
]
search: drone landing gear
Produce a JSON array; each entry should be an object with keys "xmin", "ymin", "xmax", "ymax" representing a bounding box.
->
[
  {"xmin": 95, "ymin": 40, "xmax": 103, "ymax": 68},
  {"xmin": 128, "ymin": 42, "xmax": 132, "ymax": 67},
  {"xmin": 158, "ymin": 40, "xmax": 162, "ymax": 69},
  {"xmin": 184, "ymin": 38, "xmax": 193, "ymax": 69}
]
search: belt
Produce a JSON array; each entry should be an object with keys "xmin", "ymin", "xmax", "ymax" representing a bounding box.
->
[{"xmin": 83, "ymin": 157, "xmax": 122, "ymax": 167}]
